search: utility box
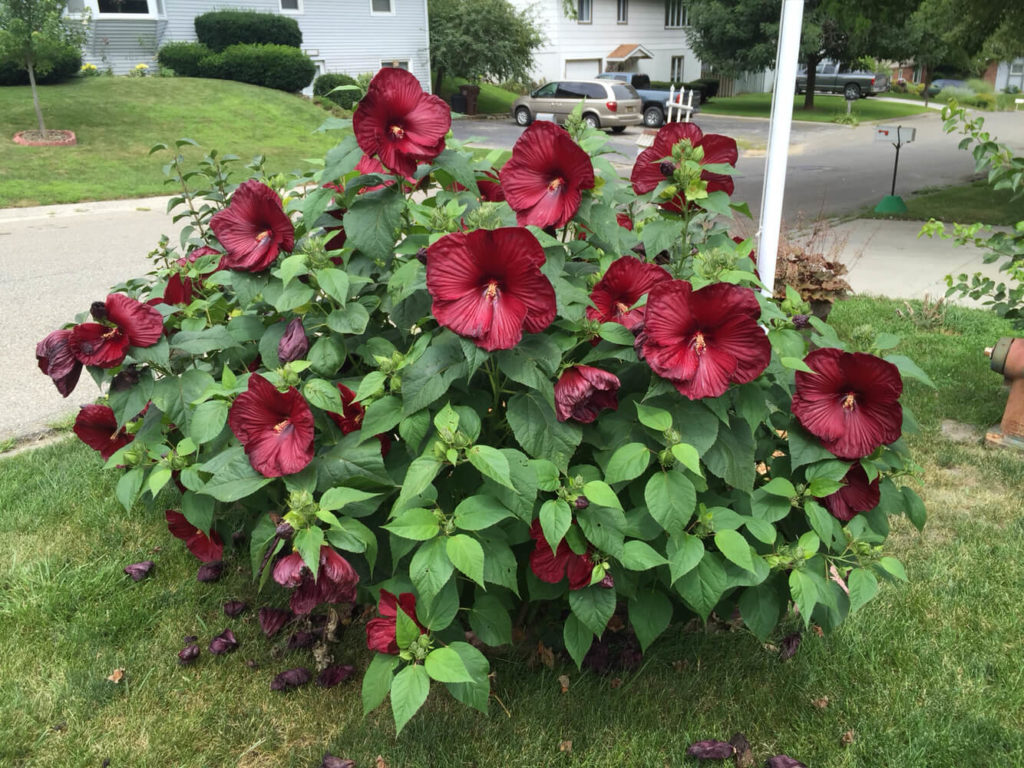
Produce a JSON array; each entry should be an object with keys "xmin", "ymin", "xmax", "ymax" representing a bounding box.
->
[{"xmin": 875, "ymin": 125, "xmax": 916, "ymax": 143}]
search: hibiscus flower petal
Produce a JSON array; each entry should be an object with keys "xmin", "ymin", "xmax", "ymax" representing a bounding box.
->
[
  {"xmin": 211, "ymin": 180, "xmax": 295, "ymax": 272},
  {"xmin": 73, "ymin": 404, "xmax": 132, "ymax": 459},
  {"xmin": 105, "ymin": 293, "xmax": 165, "ymax": 347},
  {"xmin": 36, "ymin": 329, "xmax": 83, "ymax": 397},
  {"xmin": 69, "ymin": 322, "xmax": 129, "ymax": 368},
  {"xmin": 165, "ymin": 509, "xmax": 224, "ymax": 562},
  {"xmin": 228, "ymin": 374, "xmax": 315, "ymax": 477}
]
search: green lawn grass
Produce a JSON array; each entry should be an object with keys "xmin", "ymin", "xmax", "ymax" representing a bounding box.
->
[
  {"xmin": 438, "ymin": 76, "xmax": 521, "ymax": 115},
  {"xmin": 0, "ymin": 78, "xmax": 345, "ymax": 207},
  {"xmin": 861, "ymin": 179, "xmax": 1024, "ymax": 226},
  {"xmin": 3, "ymin": 297, "xmax": 1023, "ymax": 767},
  {"xmin": 702, "ymin": 93, "xmax": 930, "ymax": 122}
]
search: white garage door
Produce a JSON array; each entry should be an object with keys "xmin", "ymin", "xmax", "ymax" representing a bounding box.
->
[{"xmin": 564, "ymin": 59, "xmax": 601, "ymax": 79}]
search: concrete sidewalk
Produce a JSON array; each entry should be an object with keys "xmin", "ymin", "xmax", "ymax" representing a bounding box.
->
[{"xmin": 0, "ymin": 197, "xmax": 1009, "ymax": 444}]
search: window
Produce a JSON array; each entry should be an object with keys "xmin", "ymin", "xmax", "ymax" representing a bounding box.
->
[
  {"xmin": 617, "ymin": 0, "xmax": 628, "ymax": 23},
  {"xmin": 577, "ymin": 0, "xmax": 591, "ymax": 24},
  {"xmin": 671, "ymin": 55, "xmax": 685, "ymax": 82},
  {"xmin": 280, "ymin": 0, "xmax": 302, "ymax": 11},
  {"xmin": 98, "ymin": 0, "xmax": 149, "ymax": 12},
  {"xmin": 533, "ymin": 82, "xmax": 557, "ymax": 97},
  {"xmin": 86, "ymin": 0, "xmax": 163, "ymax": 15},
  {"xmin": 556, "ymin": 82, "xmax": 588, "ymax": 99},
  {"xmin": 370, "ymin": 0, "xmax": 393, "ymax": 14},
  {"xmin": 665, "ymin": 0, "xmax": 688, "ymax": 28},
  {"xmin": 381, "ymin": 59, "xmax": 410, "ymax": 71},
  {"xmin": 611, "ymin": 84, "xmax": 636, "ymax": 100}
]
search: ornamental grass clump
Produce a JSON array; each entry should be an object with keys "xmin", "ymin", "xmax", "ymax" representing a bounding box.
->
[{"xmin": 37, "ymin": 69, "xmax": 929, "ymax": 733}]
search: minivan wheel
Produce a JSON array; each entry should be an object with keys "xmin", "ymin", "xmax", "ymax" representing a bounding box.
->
[
  {"xmin": 583, "ymin": 113, "xmax": 600, "ymax": 129},
  {"xmin": 844, "ymin": 83, "xmax": 861, "ymax": 100},
  {"xmin": 514, "ymin": 106, "xmax": 532, "ymax": 126},
  {"xmin": 643, "ymin": 106, "xmax": 664, "ymax": 127},
  {"xmin": 610, "ymin": 126, "xmax": 626, "ymax": 134}
]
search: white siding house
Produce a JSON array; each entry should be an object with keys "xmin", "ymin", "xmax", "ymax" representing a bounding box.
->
[
  {"xmin": 66, "ymin": 0, "xmax": 432, "ymax": 92},
  {"xmin": 508, "ymin": 0, "xmax": 702, "ymax": 85}
]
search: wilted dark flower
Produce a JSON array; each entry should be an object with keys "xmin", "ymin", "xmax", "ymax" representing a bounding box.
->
[
  {"xmin": 317, "ymin": 665, "xmax": 356, "ymax": 688},
  {"xmin": 178, "ymin": 644, "xmax": 200, "ymax": 665},
  {"xmin": 166, "ymin": 510, "xmax": 224, "ymax": 562},
  {"xmin": 766, "ymin": 757, "xmax": 807, "ymax": 768},
  {"xmin": 685, "ymin": 740, "xmax": 736, "ymax": 759},
  {"xmin": 223, "ymin": 600, "xmax": 248, "ymax": 618},
  {"xmin": 110, "ymin": 366, "xmax": 141, "ymax": 392},
  {"xmin": 270, "ymin": 667, "xmax": 311, "ymax": 691},
  {"xmin": 277, "ymin": 318, "xmax": 308, "ymax": 363},
  {"xmin": 73, "ymin": 404, "xmax": 133, "ymax": 460},
  {"xmin": 258, "ymin": 607, "xmax": 293, "ymax": 638},
  {"xmin": 287, "ymin": 630, "xmax": 318, "ymax": 650},
  {"xmin": 321, "ymin": 755, "xmax": 356, "ymax": 768},
  {"xmin": 228, "ymin": 373, "xmax": 315, "ymax": 477},
  {"xmin": 196, "ymin": 561, "xmax": 224, "ymax": 583},
  {"xmin": 210, "ymin": 180, "xmax": 294, "ymax": 272},
  {"xmin": 528, "ymin": 520, "xmax": 592, "ymax": 590},
  {"xmin": 208, "ymin": 628, "xmax": 238, "ymax": 655},
  {"xmin": 779, "ymin": 632, "xmax": 801, "ymax": 661},
  {"xmin": 123, "ymin": 561, "xmax": 154, "ymax": 581},
  {"xmin": 272, "ymin": 545, "xmax": 359, "ymax": 615},
  {"xmin": 823, "ymin": 464, "xmax": 880, "ymax": 522},
  {"xmin": 554, "ymin": 365, "xmax": 620, "ymax": 424},
  {"xmin": 793, "ymin": 314, "xmax": 810, "ymax": 329},
  {"xmin": 275, "ymin": 521, "xmax": 295, "ymax": 539},
  {"xmin": 36, "ymin": 329, "xmax": 83, "ymax": 397}
]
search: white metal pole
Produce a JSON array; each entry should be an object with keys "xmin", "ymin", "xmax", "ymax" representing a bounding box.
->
[{"xmin": 756, "ymin": 0, "xmax": 805, "ymax": 297}]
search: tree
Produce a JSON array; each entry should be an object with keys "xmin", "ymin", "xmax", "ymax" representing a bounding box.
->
[
  {"xmin": 686, "ymin": 0, "xmax": 918, "ymax": 109},
  {"xmin": 428, "ymin": 0, "xmax": 542, "ymax": 95},
  {"xmin": 0, "ymin": 0, "xmax": 83, "ymax": 136}
]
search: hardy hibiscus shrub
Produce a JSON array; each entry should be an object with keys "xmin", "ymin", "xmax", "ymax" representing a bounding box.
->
[{"xmin": 38, "ymin": 72, "xmax": 929, "ymax": 733}]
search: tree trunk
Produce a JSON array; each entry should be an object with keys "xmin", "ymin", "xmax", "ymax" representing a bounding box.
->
[
  {"xmin": 26, "ymin": 60, "xmax": 47, "ymax": 137},
  {"xmin": 433, "ymin": 65, "xmax": 445, "ymax": 98},
  {"xmin": 802, "ymin": 54, "xmax": 819, "ymax": 110}
]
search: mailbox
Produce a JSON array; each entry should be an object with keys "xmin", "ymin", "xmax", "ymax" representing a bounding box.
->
[{"xmin": 874, "ymin": 125, "xmax": 916, "ymax": 143}]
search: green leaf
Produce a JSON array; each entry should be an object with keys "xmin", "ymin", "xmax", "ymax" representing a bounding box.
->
[
  {"xmin": 199, "ymin": 450, "xmax": 273, "ymax": 502},
  {"xmin": 781, "ymin": 356, "xmax": 816, "ymax": 373},
  {"xmin": 147, "ymin": 466, "xmax": 172, "ymax": 497},
  {"xmin": 189, "ymin": 399, "xmax": 228, "ymax": 444},
  {"xmin": 359, "ymin": 395, "xmax": 402, "ymax": 439},
  {"xmin": 466, "ymin": 445, "xmax": 514, "ymax": 489},
  {"xmin": 169, "ymin": 327, "xmax": 240, "ymax": 355},
  {"xmin": 394, "ymin": 456, "xmax": 442, "ymax": 511},
  {"xmin": 848, "ymin": 568, "xmax": 879, "ymax": 612},
  {"xmin": 506, "ymin": 392, "xmax": 582, "ymax": 472},
  {"xmin": 409, "ymin": 537, "xmax": 453, "ymax": 601},
  {"xmin": 668, "ymin": 533, "xmax": 705, "ymax": 584},
  {"xmin": 418, "ymin": 579, "xmax": 459, "ymax": 631},
  {"xmin": 391, "ymin": 664, "xmax": 430, "ymax": 735},
  {"xmin": 804, "ymin": 500, "xmax": 842, "ymax": 549},
  {"xmin": 116, "ymin": 467, "xmax": 144, "ymax": 512},
  {"xmin": 354, "ymin": 371, "xmax": 387, "ymax": 404},
  {"xmin": 761, "ymin": 477, "xmax": 796, "ymax": 498},
  {"xmin": 402, "ymin": 341, "xmax": 468, "ymax": 415},
  {"xmin": 877, "ymin": 556, "xmax": 908, "ymax": 581},
  {"xmin": 807, "ymin": 476, "xmax": 843, "ymax": 498},
  {"xmin": 301, "ymin": 378, "xmax": 343, "ymax": 414},
  {"xmin": 181, "ymin": 491, "xmax": 215, "ymax": 534},
  {"xmin": 425, "ymin": 646, "xmax": 474, "ymax": 683},
  {"xmin": 531, "ymin": 459, "xmax": 561, "ymax": 491},
  {"xmin": 703, "ymin": 416, "xmax": 755, "ymax": 491},
  {"xmin": 446, "ymin": 534, "xmax": 485, "ymax": 587},
  {"xmin": 789, "ymin": 425, "xmax": 836, "ymax": 469},
  {"xmin": 644, "ymin": 471, "xmax": 696, "ymax": 537},
  {"xmin": 901, "ymin": 486, "xmax": 927, "ymax": 531},
  {"xmin": 383, "ymin": 507, "xmax": 440, "ymax": 541},
  {"xmin": 563, "ymin": 613, "xmax": 594, "ymax": 669},
  {"xmin": 326, "ymin": 302, "xmax": 370, "ymax": 335},
  {"xmin": 468, "ymin": 593, "xmax": 512, "ymax": 647},
  {"xmin": 395, "ymin": 603, "xmax": 421, "ymax": 650},
  {"xmin": 598, "ymin": 322, "xmax": 636, "ymax": 345},
  {"xmin": 294, "ymin": 526, "xmax": 325, "ymax": 579},
  {"xmin": 629, "ymin": 589, "xmax": 673, "ymax": 652},
  {"xmin": 432, "ymin": 402, "xmax": 460, "ymax": 436},
  {"xmin": 635, "ymin": 402, "xmax": 673, "ymax": 431},
  {"xmin": 569, "ymin": 585, "xmax": 616, "ymax": 636},
  {"xmin": 604, "ymin": 442, "xmax": 651, "ymax": 484},
  {"xmin": 307, "ymin": 335, "xmax": 346, "ymax": 376},
  {"xmin": 362, "ymin": 653, "xmax": 398, "ymax": 715},
  {"xmin": 316, "ymin": 268, "xmax": 350, "ymax": 304},
  {"xmin": 640, "ymin": 217, "xmax": 681, "ymax": 258},
  {"xmin": 884, "ymin": 354, "xmax": 936, "ymax": 388},
  {"xmin": 675, "ymin": 552, "xmax": 728, "ymax": 621},
  {"xmin": 454, "ymin": 495, "xmax": 513, "ymax": 531},
  {"xmin": 539, "ymin": 499, "xmax": 572, "ymax": 552},
  {"xmin": 342, "ymin": 188, "xmax": 405, "ymax": 262},
  {"xmin": 744, "ymin": 517, "xmax": 777, "ymax": 545},
  {"xmin": 582, "ymin": 480, "xmax": 622, "ymax": 510},
  {"xmin": 444, "ymin": 642, "xmax": 490, "ymax": 714},
  {"xmin": 619, "ymin": 540, "xmax": 668, "ymax": 570},
  {"xmin": 789, "ymin": 568, "xmax": 819, "ymax": 626},
  {"xmin": 738, "ymin": 582, "xmax": 783, "ymax": 642},
  {"xmin": 320, "ymin": 486, "xmax": 382, "ymax": 511},
  {"xmin": 714, "ymin": 529, "xmax": 755, "ymax": 574},
  {"xmin": 670, "ymin": 443, "xmax": 703, "ymax": 476},
  {"xmin": 325, "ymin": 516, "xmax": 378, "ymax": 572}
]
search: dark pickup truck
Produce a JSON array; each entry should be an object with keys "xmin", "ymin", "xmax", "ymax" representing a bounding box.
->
[
  {"xmin": 596, "ymin": 72, "xmax": 698, "ymax": 127},
  {"xmin": 795, "ymin": 60, "xmax": 890, "ymax": 99}
]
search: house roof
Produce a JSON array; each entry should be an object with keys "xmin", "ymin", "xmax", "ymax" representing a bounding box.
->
[{"xmin": 606, "ymin": 44, "xmax": 654, "ymax": 63}]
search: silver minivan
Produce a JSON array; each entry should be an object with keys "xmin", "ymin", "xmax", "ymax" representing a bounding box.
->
[{"xmin": 511, "ymin": 79, "xmax": 643, "ymax": 132}]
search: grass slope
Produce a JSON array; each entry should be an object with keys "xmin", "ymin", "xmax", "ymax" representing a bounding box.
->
[
  {"xmin": 438, "ymin": 76, "xmax": 521, "ymax": 115},
  {"xmin": 702, "ymin": 93, "xmax": 930, "ymax": 123},
  {"xmin": 862, "ymin": 179, "xmax": 1024, "ymax": 226},
  {"xmin": 2, "ymin": 299, "xmax": 1022, "ymax": 767},
  {"xmin": 0, "ymin": 78, "xmax": 344, "ymax": 207}
]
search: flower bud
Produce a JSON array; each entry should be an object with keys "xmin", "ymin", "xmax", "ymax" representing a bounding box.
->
[
  {"xmin": 123, "ymin": 560, "xmax": 154, "ymax": 581},
  {"xmin": 574, "ymin": 495, "xmax": 589, "ymax": 510},
  {"xmin": 275, "ymin": 521, "xmax": 295, "ymax": 539},
  {"xmin": 90, "ymin": 300, "xmax": 108, "ymax": 321},
  {"xmin": 415, "ymin": 247, "xmax": 429, "ymax": 265},
  {"xmin": 178, "ymin": 644, "xmax": 200, "ymax": 665},
  {"xmin": 277, "ymin": 318, "xmax": 308, "ymax": 363},
  {"xmin": 208, "ymin": 628, "xmax": 238, "ymax": 655},
  {"xmin": 659, "ymin": 161, "xmax": 675, "ymax": 177},
  {"xmin": 793, "ymin": 314, "xmax": 810, "ymax": 329}
]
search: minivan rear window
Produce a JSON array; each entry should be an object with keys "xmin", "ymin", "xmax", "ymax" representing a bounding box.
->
[{"xmin": 611, "ymin": 84, "xmax": 636, "ymax": 100}]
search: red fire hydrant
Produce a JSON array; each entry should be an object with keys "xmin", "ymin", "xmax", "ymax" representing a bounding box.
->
[{"xmin": 985, "ymin": 337, "xmax": 1024, "ymax": 448}]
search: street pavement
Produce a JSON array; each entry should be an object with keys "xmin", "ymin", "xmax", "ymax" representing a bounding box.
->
[{"xmin": 2, "ymin": 109, "xmax": 1021, "ymax": 443}]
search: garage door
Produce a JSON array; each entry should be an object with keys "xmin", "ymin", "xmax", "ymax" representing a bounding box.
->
[{"xmin": 564, "ymin": 59, "xmax": 601, "ymax": 79}]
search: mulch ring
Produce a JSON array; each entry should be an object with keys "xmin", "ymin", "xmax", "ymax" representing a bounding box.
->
[{"xmin": 13, "ymin": 130, "xmax": 77, "ymax": 147}]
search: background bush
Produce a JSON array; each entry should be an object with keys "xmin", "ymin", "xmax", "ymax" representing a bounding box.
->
[
  {"xmin": 0, "ymin": 44, "xmax": 81, "ymax": 86},
  {"xmin": 194, "ymin": 10, "xmax": 302, "ymax": 52},
  {"xmin": 156, "ymin": 42, "xmax": 212, "ymax": 78},
  {"xmin": 965, "ymin": 78, "xmax": 994, "ymax": 94},
  {"xmin": 313, "ymin": 72, "xmax": 361, "ymax": 109},
  {"xmin": 198, "ymin": 43, "xmax": 315, "ymax": 92},
  {"xmin": 936, "ymin": 85, "xmax": 975, "ymax": 104}
]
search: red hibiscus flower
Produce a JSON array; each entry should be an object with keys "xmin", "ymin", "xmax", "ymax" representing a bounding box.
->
[
  {"xmin": 586, "ymin": 256, "xmax": 671, "ymax": 331},
  {"xmin": 36, "ymin": 328, "xmax": 83, "ymax": 397},
  {"xmin": 500, "ymin": 121, "xmax": 595, "ymax": 228},
  {"xmin": 321, "ymin": 182, "xmax": 348, "ymax": 252},
  {"xmin": 631, "ymin": 122, "xmax": 738, "ymax": 213},
  {"xmin": 426, "ymin": 227, "xmax": 556, "ymax": 351},
  {"xmin": 327, "ymin": 383, "xmax": 392, "ymax": 456},
  {"xmin": 477, "ymin": 169, "xmax": 505, "ymax": 202},
  {"xmin": 210, "ymin": 180, "xmax": 295, "ymax": 272},
  {"xmin": 555, "ymin": 365, "xmax": 620, "ymax": 423},
  {"xmin": 366, "ymin": 589, "xmax": 426, "ymax": 654},
  {"xmin": 822, "ymin": 465, "xmax": 880, "ymax": 522},
  {"xmin": 73, "ymin": 404, "xmax": 133, "ymax": 460},
  {"xmin": 165, "ymin": 509, "xmax": 224, "ymax": 562},
  {"xmin": 640, "ymin": 280, "xmax": 770, "ymax": 400},
  {"xmin": 163, "ymin": 245, "xmax": 220, "ymax": 305},
  {"xmin": 792, "ymin": 348, "xmax": 903, "ymax": 460},
  {"xmin": 529, "ymin": 520, "xmax": 593, "ymax": 590},
  {"xmin": 70, "ymin": 293, "xmax": 165, "ymax": 369},
  {"xmin": 353, "ymin": 67, "xmax": 451, "ymax": 178},
  {"xmin": 272, "ymin": 545, "xmax": 360, "ymax": 615},
  {"xmin": 616, "ymin": 212, "xmax": 634, "ymax": 231},
  {"xmin": 228, "ymin": 373, "xmax": 315, "ymax": 477}
]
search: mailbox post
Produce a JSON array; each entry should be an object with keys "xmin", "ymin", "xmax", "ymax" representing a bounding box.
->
[{"xmin": 873, "ymin": 124, "xmax": 916, "ymax": 214}]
